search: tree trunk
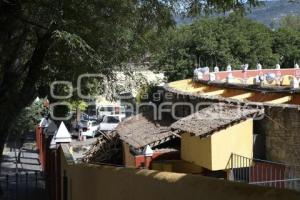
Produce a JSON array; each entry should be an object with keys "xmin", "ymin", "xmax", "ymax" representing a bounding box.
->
[
  {"xmin": 0, "ymin": 109, "xmax": 26, "ymax": 166},
  {"xmin": 76, "ymin": 107, "xmax": 81, "ymax": 123},
  {"xmin": 0, "ymin": 26, "xmax": 54, "ymax": 169}
]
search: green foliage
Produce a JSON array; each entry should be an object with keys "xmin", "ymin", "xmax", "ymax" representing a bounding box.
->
[
  {"xmin": 175, "ymin": 0, "xmax": 261, "ymax": 16},
  {"xmin": 273, "ymin": 28, "xmax": 300, "ymax": 68},
  {"xmin": 152, "ymin": 14, "xmax": 283, "ymax": 81},
  {"xmin": 0, "ymin": 0, "xmax": 261, "ymax": 150},
  {"xmin": 136, "ymin": 83, "xmax": 158, "ymax": 103},
  {"xmin": 0, "ymin": 0, "xmax": 261, "ymax": 104},
  {"xmin": 0, "ymin": 0, "xmax": 176, "ymax": 103},
  {"xmin": 8, "ymin": 99, "xmax": 47, "ymax": 140},
  {"xmin": 70, "ymin": 100, "xmax": 88, "ymax": 112}
]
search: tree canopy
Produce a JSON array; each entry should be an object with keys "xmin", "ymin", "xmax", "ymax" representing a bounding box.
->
[
  {"xmin": 8, "ymin": 98, "xmax": 47, "ymax": 143},
  {"xmin": 152, "ymin": 14, "xmax": 300, "ymax": 81},
  {"xmin": 273, "ymin": 28, "xmax": 300, "ymax": 68},
  {"xmin": 0, "ymin": 0, "xmax": 261, "ymax": 158},
  {"xmin": 0, "ymin": 0, "xmax": 176, "ymax": 156}
]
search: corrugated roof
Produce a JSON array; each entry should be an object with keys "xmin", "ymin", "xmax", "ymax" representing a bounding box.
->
[{"xmin": 171, "ymin": 103, "xmax": 263, "ymax": 137}]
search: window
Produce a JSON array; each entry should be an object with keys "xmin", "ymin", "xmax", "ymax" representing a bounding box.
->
[
  {"xmin": 106, "ymin": 107, "xmax": 113, "ymax": 112},
  {"xmin": 91, "ymin": 121, "xmax": 98, "ymax": 126},
  {"xmin": 103, "ymin": 116, "xmax": 120, "ymax": 123},
  {"xmin": 80, "ymin": 120, "xmax": 88, "ymax": 127},
  {"xmin": 99, "ymin": 106, "xmax": 114, "ymax": 112}
]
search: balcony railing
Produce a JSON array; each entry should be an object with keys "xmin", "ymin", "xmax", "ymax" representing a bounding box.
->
[{"xmin": 227, "ymin": 154, "xmax": 300, "ymax": 191}]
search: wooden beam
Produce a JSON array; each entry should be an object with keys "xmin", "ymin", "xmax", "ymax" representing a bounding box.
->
[
  {"xmin": 266, "ymin": 96, "xmax": 292, "ymax": 104},
  {"xmin": 204, "ymin": 89, "xmax": 226, "ymax": 96},
  {"xmin": 230, "ymin": 92, "xmax": 254, "ymax": 100}
]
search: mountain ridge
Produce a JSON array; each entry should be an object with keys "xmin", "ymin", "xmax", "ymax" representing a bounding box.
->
[
  {"xmin": 247, "ymin": 0, "xmax": 300, "ymax": 26},
  {"xmin": 175, "ymin": 0, "xmax": 300, "ymax": 27}
]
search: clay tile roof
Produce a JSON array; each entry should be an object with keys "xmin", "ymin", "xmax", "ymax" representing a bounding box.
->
[
  {"xmin": 171, "ymin": 103, "xmax": 263, "ymax": 137},
  {"xmin": 116, "ymin": 112, "xmax": 177, "ymax": 149}
]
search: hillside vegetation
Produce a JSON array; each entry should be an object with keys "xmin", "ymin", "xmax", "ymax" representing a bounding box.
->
[{"xmin": 153, "ymin": 14, "xmax": 300, "ymax": 81}]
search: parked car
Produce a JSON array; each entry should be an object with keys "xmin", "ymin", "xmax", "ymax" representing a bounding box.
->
[
  {"xmin": 71, "ymin": 112, "xmax": 89, "ymax": 120},
  {"xmin": 80, "ymin": 113, "xmax": 90, "ymax": 120},
  {"xmin": 73, "ymin": 120, "xmax": 100, "ymax": 138},
  {"xmin": 98, "ymin": 115, "xmax": 122, "ymax": 132}
]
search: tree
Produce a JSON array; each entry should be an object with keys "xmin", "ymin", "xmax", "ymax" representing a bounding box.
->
[
  {"xmin": 176, "ymin": 0, "xmax": 261, "ymax": 16},
  {"xmin": 0, "ymin": 0, "xmax": 259, "ymax": 163},
  {"xmin": 273, "ymin": 28, "xmax": 300, "ymax": 67},
  {"xmin": 275, "ymin": 15, "xmax": 300, "ymax": 67},
  {"xmin": 152, "ymin": 14, "xmax": 279, "ymax": 81},
  {"xmin": 7, "ymin": 98, "xmax": 47, "ymax": 146},
  {"xmin": 0, "ymin": 0, "xmax": 175, "ymax": 161}
]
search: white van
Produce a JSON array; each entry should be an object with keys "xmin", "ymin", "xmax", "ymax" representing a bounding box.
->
[
  {"xmin": 98, "ymin": 115, "xmax": 123, "ymax": 132},
  {"xmin": 97, "ymin": 105, "xmax": 125, "ymax": 119}
]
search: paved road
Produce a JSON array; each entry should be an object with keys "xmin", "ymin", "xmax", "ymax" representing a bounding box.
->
[
  {"xmin": 0, "ymin": 132, "xmax": 98, "ymax": 199},
  {"xmin": 1, "ymin": 133, "xmax": 41, "ymax": 175}
]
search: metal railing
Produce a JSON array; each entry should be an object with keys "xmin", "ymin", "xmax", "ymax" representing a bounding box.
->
[
  {"xmin": 0, "ymin": 172, "xmax": 46, "ymax": 200},
  {"xmin": 227, "ymin": 154, "xmax": 300, "ymax": 191}
]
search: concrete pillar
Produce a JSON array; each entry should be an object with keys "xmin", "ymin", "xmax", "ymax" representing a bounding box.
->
[
  {"xmin": 214, "ymin": 66, "xmax": 219, "ymax": 73},
  {"xmin": 257, "ymin": 63, "xmax": 262, "ymax": 70},
  {"xmin": 193, "ymin": 68, "xmax": 199, "ymax": 80},
  {"xmin": 253, "ymin": 75, "xmax": 261, "ymax": 85},
  {"xmin": 203, "ymin": 67, "xmax": 210, "ymax": 74},
  {"xmin": 242, "ymin": 64, "xmax": 248, "ymax": 72},
  {"xmin": 50, "ymin": 122, "xmax": 72, "ymax": 149},
  {"xmin": 197, "ymin": 72, "xmax": 203, "ymax": 80},
  {"xmin": 209, "ymin": 73, "xmax": 216, "ymax": 81},
  {"xmin": 290, "ymin": 77, "xmax": 299, "ymax": 89},
  {"xmin": 226, "ymin": 64, "xmax": 232, "ymax": 72},
  {"xmin": 226, "ymin": 73, "xmax": 234, "ymax": 84}
]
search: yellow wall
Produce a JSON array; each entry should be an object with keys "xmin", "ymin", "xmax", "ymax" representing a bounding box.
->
[
  {"xmin": 181, "ymin": 133, "xmax": 212, "ymax": 170},
  {"xmin": 59, "ymin": 145, "xmax": 300, "ymax": 200},
  {"xmin": 181, "ymin": 119, "xmax": 253, "ymax": 171},
  {"xmin": 123, "ymin": 142, "xmax": 136, "ymax": 167},
  {"xmin": 280, "ymin": 75, "xmax": 294, "ymax": 86},
  {"xmin": 151, "ymin": 162, "xmax": 173, "ymax": 172},
  {"xmin": 211, "ymin": 119, "xmax": 253, "ymax": 170},
  {"xmin": 168, "ymin": 79, "xmax": 300, "ymax": 105},
  {"xmin": 168, "ymin": 79, "xmax": 208, "ymax": 93},
  {"xmin": 152, "ymin": 160, "xmax": 204, "ymax": 174}
]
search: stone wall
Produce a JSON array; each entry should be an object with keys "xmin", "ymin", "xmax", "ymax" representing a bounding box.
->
[{"xmin": 257, "ymin": 106, "xmax": 300, "ymax": 166}]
